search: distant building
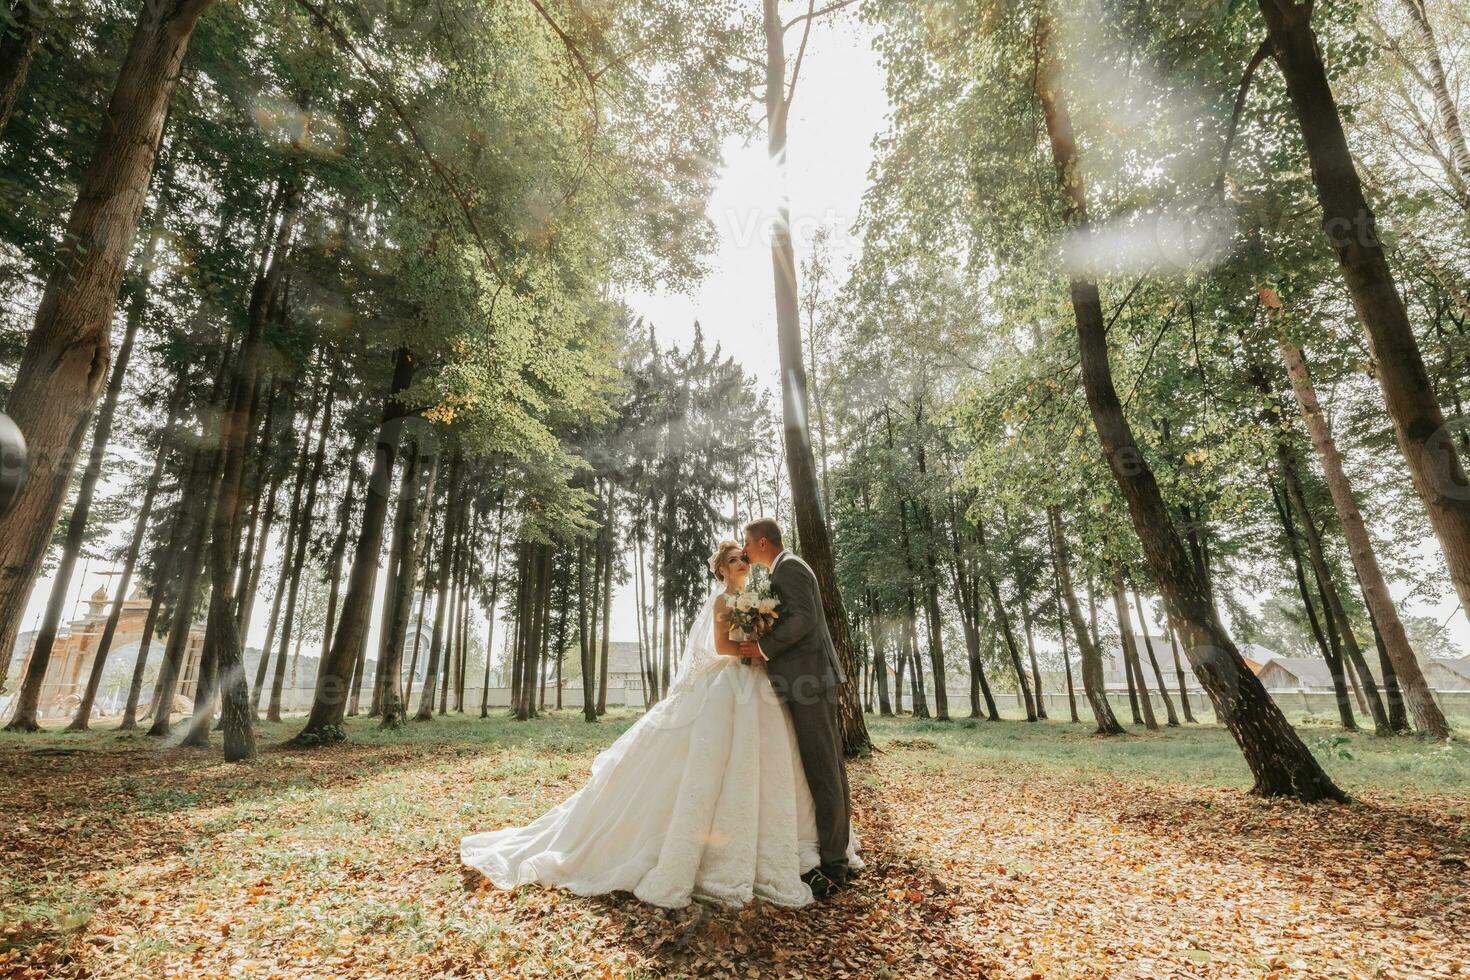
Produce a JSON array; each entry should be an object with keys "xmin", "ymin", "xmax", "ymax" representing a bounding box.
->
[
  {"xmin": 1094, "ymin": 633, "xmax": 1211, "ymax": 694},
  {"xmin": 6, "ymin": 586, "xmax": 206, "ymax": 721},
  {"xmin": 1256, "ymin": 653, "xmax": 1470, "ymax": 696},
  {"xmin": 1256, "ymin": 656, "xmax": 1352, "ymax": 694},
  {"xmin": 565, "ymin": 641, "xmax": 648, "ymax": 691},
  {"xmin": 1427, "ymin": 657, "xmax": 1470, "ymax": 692}
]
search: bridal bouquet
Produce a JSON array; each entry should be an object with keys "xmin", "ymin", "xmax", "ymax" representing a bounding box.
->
[{"xmin": 725, "ymin": 585, "xmax": 780, "ymax": 642}]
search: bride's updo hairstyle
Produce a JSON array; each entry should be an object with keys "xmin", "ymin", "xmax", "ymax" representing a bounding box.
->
[{"xmin": 709, "ymin": 540, "xmax": 743, "ymax": 581}]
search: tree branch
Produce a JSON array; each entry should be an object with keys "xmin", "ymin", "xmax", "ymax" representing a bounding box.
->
[
  {"xmin": 524, "ymin": 0, "xmax": 602, "ymax": 209},
  {"xmin": 783, "ymin": 0, "xmax": 858, "ymax": 32},
  {"xmin": 1216, "ymin": 40, "xmax": 1271, "ymax": 198},
  {"xmin": 1124, "ymin": 303, "xmax": 1180, "ymax": 408},
  {"xmin": 786, "ymin": 0, "xmax": 817, "ymax": 111}
]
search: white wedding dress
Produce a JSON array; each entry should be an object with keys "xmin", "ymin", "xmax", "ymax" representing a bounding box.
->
[{"xmin": 460, "ymin": 587, "xmax": 860, "ymax": 909}]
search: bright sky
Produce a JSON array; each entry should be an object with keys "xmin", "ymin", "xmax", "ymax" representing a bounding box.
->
[
  {"xmin": 623, "ymin": 15, "xmax": 886, "ymax": 405},
  {"xmin": 604, "ymin": 16, "xmax": 889, "ymax": 646}
]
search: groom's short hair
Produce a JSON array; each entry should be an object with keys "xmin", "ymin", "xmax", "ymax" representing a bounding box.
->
[{"xmin": 744, "ymin": 518, "xmax": 782, "ymax": 549}]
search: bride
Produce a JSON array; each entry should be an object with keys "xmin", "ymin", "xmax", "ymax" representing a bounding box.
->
[{"xmin": 461, "ymin": 540, "xmax": 859, "ymax": 909}]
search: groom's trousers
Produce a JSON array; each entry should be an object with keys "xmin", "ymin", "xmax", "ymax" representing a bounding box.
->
[{"xmin": 787, "ymin": 690, "xmax": 851, "ymax": 872}]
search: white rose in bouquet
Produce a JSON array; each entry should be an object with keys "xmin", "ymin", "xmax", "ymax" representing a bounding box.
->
[{"xmin": 726, "ymin": 585, "xmax": 780, "ymax": 650}]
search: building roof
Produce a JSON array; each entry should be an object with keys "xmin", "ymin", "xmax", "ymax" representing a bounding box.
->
[
  {"xmin": 606, "ymin": 641, "xmax": 641, "ymax": 675},
  {"xmin": 1093, "ymin": 634, "xmax": 1207, "ymax": 691},
  {"xmin": 1425, "ymin": 658, "xmax": 1470, "ymax": 691},
  {"xmin": 1257, "ymin": 657, "xmax": 1344, "ymax": 691},
  {"xmin": 1259, "ymin": 654, "xmax": 1470, "ymax": 693}
]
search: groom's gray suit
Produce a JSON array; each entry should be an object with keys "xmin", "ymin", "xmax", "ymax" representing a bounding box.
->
[{"xmin": 757, "ymin": 550, "xmax": 851, "ymax": 875}]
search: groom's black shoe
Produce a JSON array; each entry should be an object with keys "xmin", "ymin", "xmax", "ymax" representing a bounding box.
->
[
  {"xmin": 802, "ymin": 868, "xmax": 840, "ymax": 899},
  {"xmin": 804, "ymin": 864, "xmax": 854, "ymax": 898}
]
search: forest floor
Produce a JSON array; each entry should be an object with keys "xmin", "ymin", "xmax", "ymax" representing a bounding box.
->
[{"xmin": 1, "ymin": 710, "xmax": 1467, "ymax": 978}]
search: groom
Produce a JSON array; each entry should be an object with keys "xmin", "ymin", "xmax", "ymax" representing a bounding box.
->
[{"xmin": 739, "ymin": 518, "xmax": 853, "ymax": 898}]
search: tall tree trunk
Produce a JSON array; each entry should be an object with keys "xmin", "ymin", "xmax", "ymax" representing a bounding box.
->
[
  {"xmin": 1019, "ymin": 589, "xmax": 1047, "ymax": 720},
  {"xmin": 326, "ymin": 431, "xmax": 366, "ymax": 666},
  {"xmin": 633, "ymin": 531, "xmax": 652, "ymax": 706},
  {"xmin": 236, "ymin": 385, "xmax": 285, "ymax": 638},
  {"xmin": 579, "ymin": 538, "xmax": 596, "ymax": 721},
  {"xmin": 509, "ymin": 544, "xmax": 529, "ymax": 714},
  {"xmin": 1121, "ymin": 635, "xmax": 1143, "ymax": 725},
  {"xmin": 478, "ymin": 495, "xmax": 504, "ymax": 717},
  {"xmin": 1163, "ymin": 619, "xmax": 1198, "ymax": 724},
  {"xmin": 456, "ymin": 528, "xmax": 474, "ymax": 712},
  {"xmin": 904, "ymin": 617, "xmax": 929, "ymax": 718},
  {"xmin": 866, "ymin": 591, "xmax": 893, "ymax": 716},
  {"xmin": 6, "ymin": 187, "xmax": 170, "ymax": 730},
  {"xmin": 975, "ymin": 518, "xmax": 1036, "ymax": 721},
  {"xmin": 1279, "ymin": 463, "xmax": 1391, "ymax": 734},
  {"xmin": 69, "ymin": 389, "xmax": 183, "ymax": 730},
  {"xmin": 762, "ymin": 0, "xmax": 869, "ymax": 755},
  {"xmin": 268, "ymin": 374, "xmax": 333, "ymax": 721},
  {"xmin": 229, "ymin": 377, "xmax": 269, "ymax": 639},
  {"xmin": 381, "ymin": 441, "xmax": 434, "ymax": 728},
  {"xmin": 515, "ymin": 543, "xmax": 550, "ymax": 721},
  {"xmin": 1047, "ymin": 527, "xmax": 1081, "ymax": 723},
  {"xmin": 1252, "ymin": 329, "xmax": 1390, "ymax": 733},
  {"xmin": 292, "ymin": 348, "xmax": 414, "ymax": 744},
  {"xmin": 913, "ymin": 441, "xmax": 950, "ymax": 721},
  {"xmin": 660, "ymin": 588, "xmax": 673, "ymax": 696},
  {"xmin": 506, "ymin": 557, "xmax": 522, "ymax": 707},
  {"xmin": 0, "ymin": 0, "xmax": 42, "ymax": 137},
  {"xmin": 892, "ymin": 635, "xmax": 906, "ymax": 714},
  {"xmin": 253, "ymin": 483, "xmax": 298, "ymax": 717},
  {"xmin": 415, "ymin": 453, "xmax": 461, "ymax": 720},
  {"xmin": 1367, "ymin": 605, "xmax": 1412, "ymax": 733},
  {"xmin": 119, "ymin": 573, "xmax": 169, "ymax": 730},
  {"xmin": 1277, "ymin": 337, "xmax": 1448, "ymax": 735},
  {"xmin": 949, "ymin": 502, "xmax": 998, "ymax": 720},
  {"xmin": 538, "ymin": 577, "xmax": 550, "ymax": 712},
  {"xmin": 124, "ymin": 429, "xmax": 207, "ymax": 730},
  {"xmin": 1259, "ymin": 1, "xmax": 1470, "ymax": 624},
  {"xmin": 1112, "ymin": 565, "xmax": 1158, "ymax": 730},
  {"xmin": 440, "ymin": 510, "xmax": 463, "ymax": 715},
  {"xmin": 452, "ymin": 506, "xmax": 475, "ymax": 714},
  {"xmin": 922, "ymin": 566, "xmax": 950, "ymax": 721},
  {"xmin": 1271, "ymin": 481, "xmax": 1362, "ymax": 731},
  {"xmin": 1037, "ymin": 31, "xmax": 1345, "ymax": 800},
  {"xmin": 146, "ymin": 418, "xmax": 223, "ymax": 737},
  {"xmin": 109, "ymin": 387, "xmax": 186, "ymax": 729},
  {"xmin": 1131, "ymin": 583, "xmax": 1180, "ymax": 727},
  {"xmin": 405, "ymin": 510, "xmax": 436, "ymax": 711},
  {"xmin": 255, "ymin": 367, "xmax": 321, "ymax": 716},
  {"xmin": 597, "ymin": 489, "xmax": 613, "ymax": 716},
  {"xmin": 1400, "ymin": 0, "xmax": 1470, "ymax": 204},
  {"xmin": 371, "ymin": 439, "xmax": 412, "ymax": 718},
  {"xmin": 588, "ymin": 514, "xmax": 604, "ymax": 694},
  {"xmin": 0, "ymin": 0, "xmax": 214, "ymax": 679}
]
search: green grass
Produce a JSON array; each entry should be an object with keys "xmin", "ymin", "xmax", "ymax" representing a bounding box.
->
[
  {"xmin": 5, "ymin": 707, "xmax": 1469, "ymax": 797},
  {"xmin": 871, "ymin": 713, "xmax": 1470, "ymax": 797}
]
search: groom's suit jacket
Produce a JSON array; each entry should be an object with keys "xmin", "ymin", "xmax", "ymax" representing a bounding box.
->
[{"xmin": 758, "ymin": 550, "xmax": 847, "ymax": 702}]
